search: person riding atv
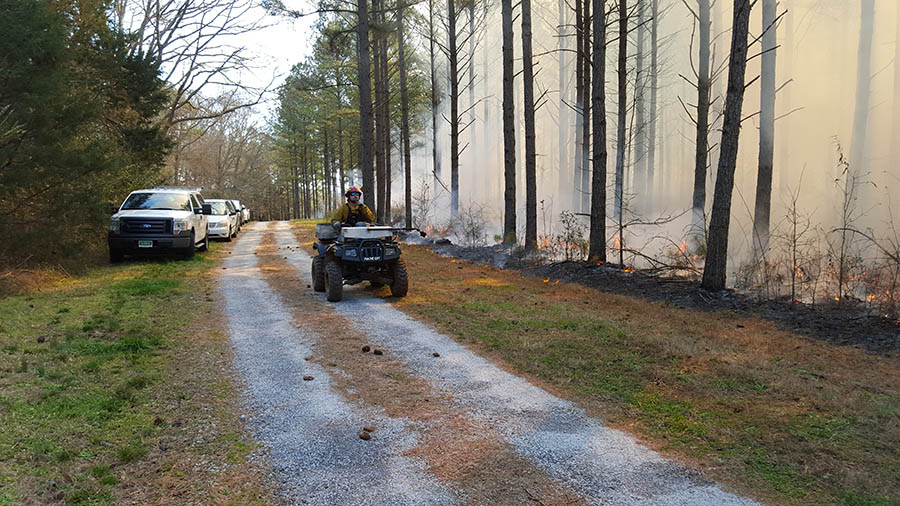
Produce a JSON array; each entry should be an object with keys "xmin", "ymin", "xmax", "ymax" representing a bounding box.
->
[{"xmin": 331, "ymin": 186, "xmax": 375, "ymax": 226}]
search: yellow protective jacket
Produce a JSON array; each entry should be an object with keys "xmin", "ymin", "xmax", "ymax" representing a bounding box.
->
[{"xmin": 330, "ymin": 202, "xmax": 376, "ymax": 225}]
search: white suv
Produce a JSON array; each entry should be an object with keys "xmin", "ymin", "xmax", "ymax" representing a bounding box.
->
[{"xmin": 108, "ymin": 187, "xmax": 211, "ymax": 262}]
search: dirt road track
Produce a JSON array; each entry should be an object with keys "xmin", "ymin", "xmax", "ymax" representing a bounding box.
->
[{"xmin": 219, "ymin": 221, "xmax": 761, "ymax": 506}]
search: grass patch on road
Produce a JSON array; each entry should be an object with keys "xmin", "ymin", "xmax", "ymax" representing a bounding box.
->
[
  {"xmin": 290, "ymin": 220, "xmax": 899, "ymax": 506},
  {"xmin": 0, "ymin": 242, "xmax": 272, "ymax": 505}
]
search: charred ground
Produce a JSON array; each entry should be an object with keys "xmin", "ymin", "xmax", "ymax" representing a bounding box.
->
[{"xmin": 424, "ymin": 240, "xmax": 900, "ymax": 356}]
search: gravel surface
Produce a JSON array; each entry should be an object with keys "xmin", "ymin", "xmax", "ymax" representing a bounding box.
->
[
  {"xmin": 272, "ymin": 222, "xmax": 761, "ymax": 506},
  {"xmin": 219, "ymin": 223, "xmax": 454, "ymax": 506}
]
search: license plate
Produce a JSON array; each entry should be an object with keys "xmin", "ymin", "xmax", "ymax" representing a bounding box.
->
[{"xmin": 138, "ymin": 240, "xmax": 153, "ymax": 248}]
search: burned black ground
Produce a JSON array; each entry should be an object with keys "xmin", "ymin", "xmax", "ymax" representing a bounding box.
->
[{"xmin": 423, "ymin": 241, "xmax": 900, "ymax": 356}]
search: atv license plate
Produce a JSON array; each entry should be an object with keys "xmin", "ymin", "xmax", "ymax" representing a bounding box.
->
[
  {"xmin": 137, "ymin": 240, "xmax": 153, "ymax": 248},
  {"xmin": 363, "ymin": 256, "xmax": 379, "ymax": 262}
]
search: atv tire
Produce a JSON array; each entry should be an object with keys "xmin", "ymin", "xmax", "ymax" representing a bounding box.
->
[
  {"xmin": 311, "ymin": 256, "xmax": 326, "ymax": 292},
  {"xmin": 389, "ymin": 259, "xmax": 408, "ymax": 297},
  {"xmin": 324, "ymin": 257, "xmax": 343, "ymax": 302}
]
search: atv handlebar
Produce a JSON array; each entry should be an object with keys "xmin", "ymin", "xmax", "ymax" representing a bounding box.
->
[{"xmin": 331, "ymin": 222, "xmax": 427, "ymax": 237}]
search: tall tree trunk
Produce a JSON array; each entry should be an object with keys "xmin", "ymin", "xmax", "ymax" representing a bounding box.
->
[
  {"xmin": 558, "ymin": 0, "xmax": 570, "ymax": 210},
  {"xmin": 778, "ymin": 5, "xmax": 793, "ymax": 190},
  {"xmin": 647, "ymin": 0, "xmax": 659, "ymax": 211},
  {"xmin": 753, "ymin": 0, "xmax": 776, "ymax": 253},
  {"xmin": 580, "ymin": 0, "xmax": 591, "ymax": 213},
  {"xmin": 502, "ymin": 0, "xmax": 517, "ymax": 243},
  {"xmin": 468, "ymin": 1, "xmax": 477, "ymax": 174},
  {"xmin": 429, "ymin": 0, "xmax": 441, "ymax": 199},
  {"xmin": 324, "ymin": 127, "xmax": 331, "ymax": 212},
  {"xmin": 399, "ymin": 6, "xmax": 413, "ymax": 228},
  {"xmin": 523, "ymin": 0, "xmax": 537, "ymax": 249},
  {"xmin": 357, "ymin": 0, "xmax": 375, "ymax": 207},
  {"xmin": 338, "ymin": 117, "xmax": 345, "ymax": 197},
  {"xmin": 292, "ymin": 143, "xmax": 300, "ymax": 220},
  {"xmin": 701, "ymin": 0, "xmax": 752, "ymax": 291},
  {"xmin": 634, "ymin": 0, "xmax": 647, "ymax": 210},
  {"xmin": 449, "ymin": 0, "xmax": 460, "ymax": 218},
  {"xmin": 849, "ymin": 0, "xmax": 874, "ymax": 194},
  {"xmin": 589, "ymin": 0, "xmax": 607, "ymax": 262},
  {"xmin": 691, "ymin": 0, "xmax": 711, "ymax": 241},
  {"xmin": 614, "ymin": 0, "xmax": 627, "ymax": 218},
  {"xmin": 574, "ymin": 0, "xmax": 584, "ymax": 209}
]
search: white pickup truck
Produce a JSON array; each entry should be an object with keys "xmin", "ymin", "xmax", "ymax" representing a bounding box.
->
[{"xmin": 107, "ymin": 187, "xmax": 211, "ymax": 262}]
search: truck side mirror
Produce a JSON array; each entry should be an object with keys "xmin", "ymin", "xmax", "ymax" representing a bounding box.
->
[
  {"xmin": 106, "ymin": 202, "xmax": 119, "ymax": 214},
  {"xmin": 202, "ymin": 204, "xmax": 212, "ymax": 215}
]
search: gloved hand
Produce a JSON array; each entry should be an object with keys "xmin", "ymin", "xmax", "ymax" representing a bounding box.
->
[{"xmin": 332, "ymin": 221, "xmax": 342, "ymax": 231}]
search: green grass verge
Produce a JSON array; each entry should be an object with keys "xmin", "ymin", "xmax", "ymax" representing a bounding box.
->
[{"xmin": 0, "ymin": 250, "xmax": 217, "ymax": 505}]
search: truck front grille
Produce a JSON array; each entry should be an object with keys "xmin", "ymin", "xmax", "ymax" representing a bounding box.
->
[{"xmin": 121, "ymin": 218, "xmax": 170, "ymax": 235}]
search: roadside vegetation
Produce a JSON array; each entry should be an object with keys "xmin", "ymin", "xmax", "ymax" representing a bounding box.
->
[
  {"xmin": 292, "ymin": 220, "xmax": 899, "ymax": 506},
  {"xmin": 0, "ymin": 244, "xmax": 272, "ymax": 505}
]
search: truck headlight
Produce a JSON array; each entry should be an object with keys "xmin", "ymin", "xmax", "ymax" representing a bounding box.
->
[
  {"xmin": 173, "ymin": 220, "xmax": 189, "ymax": 233},
  {"xmin": 109, "ymin": 217, "xmax": 121, "ymax": 233},
  {"xmin": 346, "ymin": 249, "xmax": 358, "ymax": 257}
]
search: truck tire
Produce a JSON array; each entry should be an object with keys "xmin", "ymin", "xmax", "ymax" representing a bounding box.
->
[
  {"xmin": 225, "ymin": 225, "xmax": 233, "ymax": 242},
  {"xmin": 389, "ymin": 259, "xmax": 408, "ymax": 297},
  {"xmin": 312, "ymin": 256, "xmax": 326, "ymax": 292},
  {"xmin": 197, "ymin": 227, "xmax": 209, "ymax": 252},
  {"xmin": 324, "ymin": 257, "xmax": 343, "ymax": 302},
  {"xmin": 109, "ymin": 247, "xmax": 124, "ymax": 263},
  {"xmin": 182, "ymin": 231, "xmax": 196, "ymax": 260}
]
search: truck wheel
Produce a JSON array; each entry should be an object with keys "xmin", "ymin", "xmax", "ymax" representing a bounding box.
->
[
  {"xmin": 109, "ymin": 247, "xmax": 124, "ymax": 263},
  {"xmin": 390, "ymin": 259, "xmax": 408, "ymax": 297},
  {"xmin": 225, "ymin": 226, "xmax": 233, "ymax": 242},
  {"xmin": 324, "ymin": 258, "xmax": 343, "ymax": 302},
  {"xmin": 198, "ymin": 227, "xmax": 209, "ymax": 252},
  {"xmin": 312, "ymin": 256, "xmax": 326, "ymax": 292},
  {"xmin": 182, "ymin": 231, "xmax": 196, "ymax": 260}
]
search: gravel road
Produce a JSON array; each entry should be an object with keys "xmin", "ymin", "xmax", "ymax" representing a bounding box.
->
[{"xmin": 220, "ymin": 221, "xmax": 762, "ymax": 506}]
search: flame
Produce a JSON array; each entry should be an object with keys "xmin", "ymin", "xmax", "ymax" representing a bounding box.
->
[
  {"xmin": 450, "ymin": 259, "xmax": 457, "ymax": 263},
  {"xmin": 834, "ymin": 296, "xmax": 840, "ymax": 302},
  {"xmin": 543, "ymin": 278, "xmax": 550, "ymax": 283},
  {"xmin": 624, "ymin": 266, "xmax": 634, "ymax": 273},
  {"xmin": 554, "ymin": 280, "xmax": 560, "ymax": 285},
  {"xmin": 596, "ymin": 260, "xmax": 605, "ymax": 265},
  {"xmin": 613, "ymin": 234, "xmax": 621, "ymax": 248},
  {"xmin": 867, "ymin": 293, "xmax": 875, "ymax": 303},
  {"xmin": 677, "ymin": 241, "xmax": 688, "ymax": 255}
]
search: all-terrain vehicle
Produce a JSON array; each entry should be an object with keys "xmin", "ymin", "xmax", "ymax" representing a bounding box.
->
[{"xmin": 312, "ymin": 223, "xmax": 423, "ymax": 302}]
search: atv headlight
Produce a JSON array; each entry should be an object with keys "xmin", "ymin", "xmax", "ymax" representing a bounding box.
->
[
  {"xmin": 109, "ymin": 217, "xmax": 121, "ymax": 233},
  {"xmin": 346, "ymin": 248, "xmax": 358, "ymax": 257},
  {"xmin": 173, "ymin": 219, "xmax": 190, "ymax": 233}
]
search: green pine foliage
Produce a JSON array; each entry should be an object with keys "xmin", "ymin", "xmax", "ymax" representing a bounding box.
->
[{"xmin": 0, "ymin": 0, "xmax": 170, "ymax": 267}]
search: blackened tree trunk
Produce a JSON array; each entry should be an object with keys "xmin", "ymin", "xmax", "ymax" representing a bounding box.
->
[
  {"xmin": 429, "ymin": 0, "xmax": 441, "ymax": 198},
  {"xmin": 557, "ymin": 0, "xmax": 570, "ymax": 210},
  {"xmin": 580, "ymin": 0, "xmax": 591, "ymax": 213},
  {"xmin": 849, "ymin": 0, "xmax": 874, "ymax": 196},
  {"xmin": 691, "ymin": 0, "xmax": 711, "ymax": 240},
  {"xmin": 398, "ymin": 6, "xmax": 413, "ymax": 228},
  {"xmin": 357, "ymin": 0, "xmax": 375, "ymax": 206},
  {"xmin": 502, "ymin": 0, "xmax": 517, "ymax": 243},
  {"xmin": 701, "ymin": 0, "xmax": 752, "ymax": 291},
  {"xmin": 634, "ymin": 0, "xmax": 647, "ymax": 208},
  {"xmin": 522, "ymin": 0, "xmax": 537, "ymax": 250},
  {"xmin": 753, "ymin": 0, "xmax": 776, "ymax": 253},
  {"xmin": 574, "ymin": 0, "xmax": 584, "ymax": 209},
  {"xmin": 614, "ymin": 0, "xmax": 627, "ymax": 218},
  {"xmin": 449, "ymin": 0, "xmax": 460, "ymax": 218},
  {"xmin": 588, "ymin": 0, "xmax": 607, "ymax": 262},
  {"xmin": 647, "ymin": 0, "xmax": 659, "ymax": 209}
]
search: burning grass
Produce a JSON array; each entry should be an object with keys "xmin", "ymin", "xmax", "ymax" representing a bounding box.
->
[{"xmin": 289, "ymin": 220, "xmax": 900, "ymax": 506}]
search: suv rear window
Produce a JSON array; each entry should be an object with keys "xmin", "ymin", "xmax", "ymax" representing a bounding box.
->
[
  {"xmin": 121, "ymin": 193, "xmax": 191, "ymax": 211},
  {"xmin": 208, "ymin": 202, "xmax": 230, "ymax": 215}
]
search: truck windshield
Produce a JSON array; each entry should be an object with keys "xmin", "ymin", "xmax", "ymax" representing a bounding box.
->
[{"xmin": 121, "ymin": 193, "xmax": 191, "ymax": 211}]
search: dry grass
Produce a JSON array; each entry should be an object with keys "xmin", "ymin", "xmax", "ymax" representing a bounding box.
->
[{"xmin": 291, "ymin": 220, "xmax": 899, "ymax": 506}]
